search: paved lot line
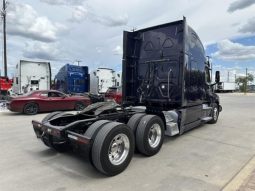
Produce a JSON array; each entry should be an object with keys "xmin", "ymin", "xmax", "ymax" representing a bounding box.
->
[{"xmin": 222, "ymin": 155, "xmax": 255, "ymax": 191}]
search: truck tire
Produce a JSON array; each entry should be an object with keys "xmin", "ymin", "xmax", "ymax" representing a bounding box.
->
[
  {"xmin": 208, "ymin": 103, "xmax": 219, "ymax": 124},
  {"xmin": 74, "ymin": 102, "xmax": 85, "ymax": 111},
  {"xmin": 136, "ymin": 115, "xmax": 164, "ymax": 156},
  {"xmin": 23, "ymin": 103, "xmax": 39, "ymax": 115},
  {"xmin": 84, "ymin": 120, "xmax": 110, "ymax": 138},
  {"xmin": 91, "ymin": 122, "xmax": 135, "ymax": 176},
  {"xmin": 127, "ymin": 113, "xmax": 146, "ymax": 134},
  {"xmin": 84, "ymin": 120, "xmax": 110, "ymax": 166}
]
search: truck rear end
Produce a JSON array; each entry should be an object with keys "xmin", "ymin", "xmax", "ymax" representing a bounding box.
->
[
  {"xmin": 14, "ymin": 60, "xmax": 51, "ymax": 94},
  {"xmin": 66, "ymin": 65, "xmax": 89, "ymax": 93},
  {"xmin": 122, "ymin": 20, "xmax": 184, "ymax": 109}
]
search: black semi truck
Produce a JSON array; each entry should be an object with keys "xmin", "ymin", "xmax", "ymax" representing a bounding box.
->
[{"xmin": 32, "ymin": 18, "xmax": 222, "ymax": 176}]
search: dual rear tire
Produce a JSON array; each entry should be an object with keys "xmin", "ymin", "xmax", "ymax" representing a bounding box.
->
[
  {"xmin": 128, "ymin": 114, "xmax": 165, "ymax": 156},
  {"xmin": 86, "ymin": 121, "xmax": 134, "ymax": 176},
  {"xmin": 41, "ymin": 112, "xmax": 165, "ymax": 176}
]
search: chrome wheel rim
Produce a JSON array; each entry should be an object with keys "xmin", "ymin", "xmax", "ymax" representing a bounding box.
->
[
  {"xmin": 108, "ymin": 134, "xmax": 130, "ymax": 166},
  {"xmin": 148, "ymin": 123, "xmax": 161, "ymax": 148},
  {"xmin": 26, "ymin": 104, "xmax": 37, "ymax": 114},
  {"xmin": 213, "ymin": 107, "xmax": 218, "ymax": 121}
]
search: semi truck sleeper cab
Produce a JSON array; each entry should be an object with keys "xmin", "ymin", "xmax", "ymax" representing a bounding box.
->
[{"xmin": 32, "ymin": 18, "xmax": 222, "ymax": 176}]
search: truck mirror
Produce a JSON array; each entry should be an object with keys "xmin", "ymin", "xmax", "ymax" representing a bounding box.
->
[{"xmin": 215, "ymin": 71, "xmax": 220, "ymax": 83}]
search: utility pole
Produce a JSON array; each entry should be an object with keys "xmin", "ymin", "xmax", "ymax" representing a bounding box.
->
[
  {"xmin": 76, "ymin": 60, "xmax": 82, "ymax": 66},
  {"xmin": 227, "ymin": 71, "xmax": 229, "ymax": 82},
  {"xmin": 2, "ymin": 0, "xmax": 7, "ymax": 77},
  {"xmin": 211, "ymin": 59, "xmax": 213, "ymax": 81},
  {"xmin": 245, "ymin": 68, "xmax": 248, "ymax": 95}
]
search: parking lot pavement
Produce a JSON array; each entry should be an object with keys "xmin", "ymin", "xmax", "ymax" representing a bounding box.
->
[{"xmin": 0, "ymin": 93, "xmax": 255, "ymax": 191}]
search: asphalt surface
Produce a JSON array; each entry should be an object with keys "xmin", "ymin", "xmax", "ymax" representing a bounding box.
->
[{"xmin": 0, "ymin": 93, "xmax": 255, "ymax": 191}]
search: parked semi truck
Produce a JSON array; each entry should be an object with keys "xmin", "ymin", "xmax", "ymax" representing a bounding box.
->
[
  {"xmin": 54, "ymin": 64, "xmax": 89, "ymax": 94},
  {"xmin": 90, "ymin": 68, "xmax": 116, "ymax": 94},
  {"xmin": 32, "ymin": 18, "xmax": 222, "ymax": 176},
  {"xmin": 216, "ymin": 82, "xmax": 236, "ymax": 92},
  {"xmin": 12, "ymin": 60, "xmax": 51, "ymax": 95},
  {"xmin": 0, "ymin": 76, "xmax": 13, "ymax": 99}
]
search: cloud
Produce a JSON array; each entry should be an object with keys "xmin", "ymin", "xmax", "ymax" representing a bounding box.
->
[
  {"xmin": 212, "ymin": 39, "xmax": 255, "ymax": 61},
  {"xmin": 112, "ymin": 46, "xmax": 122, "ymax": 55},
  {"xmin": 23, "ymin": 42, "xmax": 63, "ymax": 61},
  {"xmin": 40, "ymin": 0, "xmax": 86, "ymax": 6},
  {"xmin": 42, "ymin": 0, "xmax": 128, "ymax": 27},
  {"xmin": 69, "ymin": 6, "xmax": 88, "ymax": 23},
  {"xmin": 69, "ymin": 5, "xmax": 128, "ymax": 26},
  {"xmin": 239, "ymin": 17, "xmax": 255, "ymax": 33},
  {"xmin": 96, "ymin": 47, "xmax": 102, "ymax": 53},
  {"xmin": 228, "ymin": 0, "xmax": 255, "ymax": 12},
  {"xmin": 90, "ymin": 13, "xmax": 128, "ymax": 27},
  {"xmin": 7, "ymin": 2, "xmax": 66, "ymax": 42}
]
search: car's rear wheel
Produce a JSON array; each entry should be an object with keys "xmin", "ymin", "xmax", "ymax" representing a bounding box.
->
[
  {"xmin": 23, "ymin": 103, "xmax": 39, "ymax": 115},
  {"xmin": 74, "ymin": 102, "xmax": 85, "ymax": 111}
]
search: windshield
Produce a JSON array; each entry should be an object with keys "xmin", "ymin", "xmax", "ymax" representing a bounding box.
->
[{"xmin": 23, "ymin": 91, "xmax": 35, "ymax": 96}]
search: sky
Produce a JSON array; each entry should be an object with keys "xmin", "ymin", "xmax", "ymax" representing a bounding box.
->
[{"xmin": 0, "ymin": 0, "xmax": 255, "ymax": 83}]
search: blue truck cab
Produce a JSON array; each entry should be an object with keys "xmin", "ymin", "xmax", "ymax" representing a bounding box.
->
[{"xmin": 54, "ymin": 64, "xmax": 89, "ymax": 94}]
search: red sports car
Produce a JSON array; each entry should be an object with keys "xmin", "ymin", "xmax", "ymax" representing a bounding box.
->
[{"xmin": 7, "ymin": 90, "xmax": 91, "ymax": 114}]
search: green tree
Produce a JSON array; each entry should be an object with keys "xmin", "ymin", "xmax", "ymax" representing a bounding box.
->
[{"xmin": 235, "ymin": 73, "xmax": 254, "ymax": 92}]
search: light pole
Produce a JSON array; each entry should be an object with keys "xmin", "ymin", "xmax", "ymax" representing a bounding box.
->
[
  {"xmin": 76, "ymin": 60, "xmax": 82, "ymax": 66},
  {"xmin": 1, "ymin": 0, "xmax": 7, "ymax": 77},
  {"xmin": 245, "ymin": 68, "xmax": 248, "ymax": 95}
]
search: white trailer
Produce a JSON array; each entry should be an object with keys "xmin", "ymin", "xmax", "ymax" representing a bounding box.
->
[
  {"xmin": 216, "ymin": 82, "xmax": 236, "ymax": 92},
  {"xmin": 90, "ymin": 68, "xmax": 116, "ymax": 94},
  {"xmin": 12, "ymin": 60, "xmax": 51, "ymax": 94}
]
